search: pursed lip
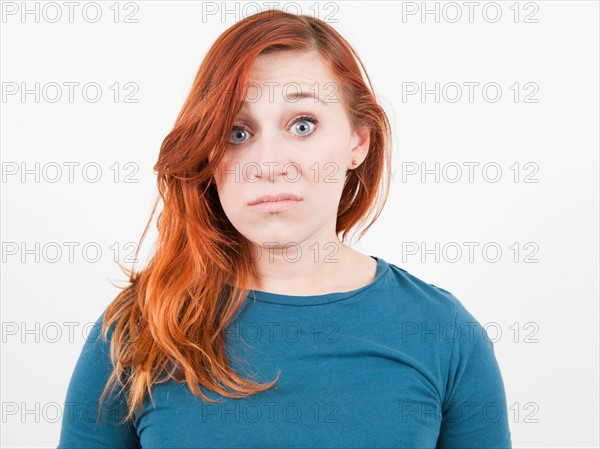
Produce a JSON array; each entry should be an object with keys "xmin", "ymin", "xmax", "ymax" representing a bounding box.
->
[{"xmin": 248, "ymin": 193, "xmax": 303, "ymax": 206}]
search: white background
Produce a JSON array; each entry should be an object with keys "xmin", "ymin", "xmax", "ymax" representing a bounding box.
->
[{"xmin": 1, "ymin": 1, "xmax": 599, "ymax": 447}]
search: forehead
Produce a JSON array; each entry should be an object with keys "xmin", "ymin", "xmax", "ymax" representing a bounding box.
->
[{"xmin": 248, "ymin": 50, "xmax": 336, "ymax": 93}]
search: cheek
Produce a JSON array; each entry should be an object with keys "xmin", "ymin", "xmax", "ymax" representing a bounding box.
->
[
  {"xmin": 214, "ymin": 183, "xmax": 241, "ymax": 227},
  {"xmin": 212, "ymin": 157, "xmax": 234, "ymax": 188},
  {"xmin": 309, "ymin": 150, "xmax": 348, "ymax": 186},
  {"xmin": 213, "ymin": 164, "xmax": 244, "ymax": 216}
]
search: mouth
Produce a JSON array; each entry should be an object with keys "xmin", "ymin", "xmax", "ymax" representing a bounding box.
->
[
  {"xmin": 247, "ymin": 193, "xmax": 303, "ymax": 213},
  {"xmin": 248, "ymin": 199, "xmax": 302, "ymax": 213},
  {"xmin": 248, "ymin": 193, "xmax": 302, "ymax": 206}
]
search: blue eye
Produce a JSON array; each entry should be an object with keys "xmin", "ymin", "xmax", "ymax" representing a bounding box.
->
[
  {"xmin": 291, "ymin": 116, "xmax": 318, "ymax": 139},
  {"xmin": 228, "ymin": 115, "xmax": 319, "ymax": 145},
  {"xmin": 230, "ymin": 125, "xmax": 250, "ymax": 144}
]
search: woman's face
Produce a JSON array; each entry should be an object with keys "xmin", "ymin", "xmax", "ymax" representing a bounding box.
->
[{"xmin": 211, "ymin": 50, "xmax": 370, "ymax": 255}]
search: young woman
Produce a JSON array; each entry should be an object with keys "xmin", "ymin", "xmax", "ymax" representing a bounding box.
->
[{"xmin": 57, "ymin": 10, "xmax": 512, "ymax": 449}]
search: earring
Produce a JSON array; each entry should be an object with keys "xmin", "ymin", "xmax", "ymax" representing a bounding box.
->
[{"xmin": 352, "ymin": 159, "xmax": 358, "ymax": 166}]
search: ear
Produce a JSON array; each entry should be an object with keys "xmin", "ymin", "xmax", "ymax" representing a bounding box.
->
[{"xmin": 348, "ymin": 127, "xmax": 371, "ymax": 169}]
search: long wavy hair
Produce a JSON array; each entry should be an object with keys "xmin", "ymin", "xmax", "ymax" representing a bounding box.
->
[{"xmin": 97, "ymin": 9, "xmax": 393, "ymax": 425}]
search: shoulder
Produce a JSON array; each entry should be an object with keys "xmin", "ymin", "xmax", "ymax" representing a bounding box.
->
[
  {"xmin": 68, "ymin": 306, "xmax": 117, "ymax": 387},
  {"xmin": 380, "ymin": 259, "xmax": 489, "ymax": 341},
  {"xmin": 383, "ymin": 261, "xmax": 514, "ymax": 446},
  {"xmin": 383, "ymin": 260, "xmax": 459, "ymax": 318},
  {"xmin": 80, "ymin": 306, "xmax": 117, "ymax": 356},
  {"xmin": 64, "ymin": 304, "xmax": 131, "ymax": 408}
]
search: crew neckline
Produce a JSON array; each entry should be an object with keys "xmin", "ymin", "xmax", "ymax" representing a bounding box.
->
[{"xmin": 248, "ymin": 256, "xmax": 390, "ymax": 306}]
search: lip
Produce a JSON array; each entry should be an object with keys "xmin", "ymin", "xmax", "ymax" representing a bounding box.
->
[
  {"xmin": 248, "ymin": 193, "xmax": 302, "ymax": 206},
  {"xmin": 247, "ymin": 193, "xmax": 303, "ymax": 213}
]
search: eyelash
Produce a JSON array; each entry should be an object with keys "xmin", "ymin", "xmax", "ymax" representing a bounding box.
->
[{"xmin": 229, "ymin": 115, "xmax": 319, "ymax": 146}]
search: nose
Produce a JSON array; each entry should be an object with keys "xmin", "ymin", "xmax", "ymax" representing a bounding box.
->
[{"xmin": 251, "ymin": 128, "xmax": 296, "ymax": 183}]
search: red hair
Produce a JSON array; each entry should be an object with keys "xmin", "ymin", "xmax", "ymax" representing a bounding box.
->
[{"xmin": 98, "ymin": 9, "xmax": 392, "ymax": 425}]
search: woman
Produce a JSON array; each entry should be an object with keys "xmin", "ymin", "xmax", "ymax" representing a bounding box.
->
[{"xmin": 57, "ymin": 9, "xmax": 512, "ymax": 449}]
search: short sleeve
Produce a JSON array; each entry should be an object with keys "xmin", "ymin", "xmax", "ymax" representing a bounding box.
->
[
  {"xmin": 57, "ymin": 308, "xmax": 141, "ymax": 449},
  {"xmin": 436, "ymin": 296, "xmax": 512, "ymax": 449}
]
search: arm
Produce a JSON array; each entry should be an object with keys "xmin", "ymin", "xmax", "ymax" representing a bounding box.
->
[
  {"xmin": 57, "ymin": 308, "xmax": 141, "ymax": 449},
  {"xmin": 436, "ymin": 296, "xmax": 512, "ymax": 449}
]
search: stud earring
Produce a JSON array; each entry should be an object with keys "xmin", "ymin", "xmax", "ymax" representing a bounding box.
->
[{"xmin": 352, "ymin": 159, "xmax": 358, "ymax": 166}]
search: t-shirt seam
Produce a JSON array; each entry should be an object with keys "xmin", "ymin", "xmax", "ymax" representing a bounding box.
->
[{"xmin": 251, "ymin": 264, "xmax": 391, "ymax": 306}]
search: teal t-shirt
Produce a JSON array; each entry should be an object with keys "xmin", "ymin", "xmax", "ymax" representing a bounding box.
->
[{"xmin": 57, "ymin": 256, "xmax": 512, "ymax": 448}]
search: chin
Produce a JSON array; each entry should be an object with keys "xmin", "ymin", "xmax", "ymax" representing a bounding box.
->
[
  {"xmin": 254, "ymin": 235, "xmax": 298, "ymax": 249},
  {"xmin": 245, "ymin": 231, "xmax": 304, "ymax": 252}
]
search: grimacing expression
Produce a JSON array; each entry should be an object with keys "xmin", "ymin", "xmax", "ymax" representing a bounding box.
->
[{"xmin": 211, "ymin": 50, "xmax": 370, "ymax": 251}]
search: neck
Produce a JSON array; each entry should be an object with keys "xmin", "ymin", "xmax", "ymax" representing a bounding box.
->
[{"xmin": 247, "ymin": 239, "xmax": 358, "ymax": 296}]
